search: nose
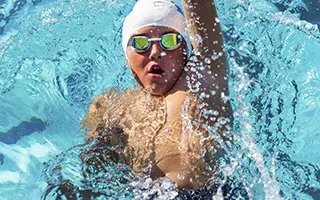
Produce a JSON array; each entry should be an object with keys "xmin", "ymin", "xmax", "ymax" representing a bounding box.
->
[{"xmin": 149, "ymin": 42, "xmax": 162, "ymax": 61}]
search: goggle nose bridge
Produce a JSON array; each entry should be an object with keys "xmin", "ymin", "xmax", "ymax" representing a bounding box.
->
[{"xmin": 148, "ymin": 38, "xmax": 162, "ymax": 42}]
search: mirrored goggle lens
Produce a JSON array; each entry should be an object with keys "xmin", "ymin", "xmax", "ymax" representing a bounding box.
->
[
  {"xmin": 161, "ymin": 34, "xmax": 181, "ymax": 50},
  {"xmin": 132, "ymin": 37, "xmax": 149, "ymax": 51}
]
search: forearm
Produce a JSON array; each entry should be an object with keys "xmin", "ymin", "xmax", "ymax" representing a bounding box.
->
[
  {"xmin": 182, "ymin": 0, "xmax": 227, "ymax": 80},
  {"xmin": 181, "ymin": 0, "xmax": 223, "ymax": 54}
]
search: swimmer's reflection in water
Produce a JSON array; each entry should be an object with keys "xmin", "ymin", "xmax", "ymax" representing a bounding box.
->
[{"xmin": 82, "ymin": 0, "xmax": 234, "ymax": 191}]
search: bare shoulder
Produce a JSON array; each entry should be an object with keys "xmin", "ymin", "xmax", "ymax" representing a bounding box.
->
[{"xmin": 82, "ymin": 88, "xmax": 141, "ymax": 138}]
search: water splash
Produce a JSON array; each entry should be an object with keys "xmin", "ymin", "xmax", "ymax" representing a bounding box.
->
[
  {"xmin": 0, "ymin": 0, "xmax": 320, "ymax": 199},
  {"xmin": 231, "ymin": 57, "xmax": 283, "ymax": 199}
]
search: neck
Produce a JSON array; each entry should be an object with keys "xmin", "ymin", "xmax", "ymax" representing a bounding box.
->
[{"xmin": 165, "ymin": 69, "xmax": 187, "ymax": 98}]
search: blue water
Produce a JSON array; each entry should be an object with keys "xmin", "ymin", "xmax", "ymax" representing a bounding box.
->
[{"xmin": 0, "ymin": 0, "xmax": 319, "ymax": 199}]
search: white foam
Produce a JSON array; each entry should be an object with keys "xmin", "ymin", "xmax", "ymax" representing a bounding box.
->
[{"xmin": 0, "ymin": 171, "xmax": 20, "ymax": 184}]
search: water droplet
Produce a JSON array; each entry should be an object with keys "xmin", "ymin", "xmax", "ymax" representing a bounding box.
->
[
  {"xmin": 205, "ymin": 57, "xmax": 211, "ymax": 64},
  {"xmin": 177, "ymin": 173, "xmax": 185, "ymax": 180},
  {"xmin": 160, "ymin": 52, "xmax": 167, "ymax": 57},
  {"xmin": 213, "ymin": 110, "xmax": 219, "ymax": 116}
]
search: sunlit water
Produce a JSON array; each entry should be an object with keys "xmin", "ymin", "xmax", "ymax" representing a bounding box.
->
[{"xmin": 0, "ymin": 0, "xmax": 319, "ymax": 199}]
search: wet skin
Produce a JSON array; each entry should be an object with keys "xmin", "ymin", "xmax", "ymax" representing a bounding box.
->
[{"xmin": 126, "ymin": 26, "xmax": 206, "ymax": 189}]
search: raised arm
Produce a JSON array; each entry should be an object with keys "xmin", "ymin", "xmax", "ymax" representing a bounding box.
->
[{"xmin": 182, "ymin": 0, "xmax": 232, "ymax": 127}]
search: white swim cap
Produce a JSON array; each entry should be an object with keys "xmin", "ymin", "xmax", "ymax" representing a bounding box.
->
[{"xmin": 122, "ymin": 0, "xmax": 190, "ymax": 57}]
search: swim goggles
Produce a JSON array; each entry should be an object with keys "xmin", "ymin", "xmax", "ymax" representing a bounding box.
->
[{"xmin": 128, "ymin": 33, "xmax": 183, "ymax": 53}]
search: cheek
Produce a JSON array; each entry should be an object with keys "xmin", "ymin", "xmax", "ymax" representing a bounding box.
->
[
  {"xmin": 168, "ymin": 53, "xmax": 185, "ymax": 70},
  {"xmin": 128, "ymin": 54, "xmax": 145, "ymax": 71}
]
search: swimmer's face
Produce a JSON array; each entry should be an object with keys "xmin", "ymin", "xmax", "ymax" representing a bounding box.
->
[{"xmin": 126, "ymin": 26, "xmax": 187, "ymax": 96}]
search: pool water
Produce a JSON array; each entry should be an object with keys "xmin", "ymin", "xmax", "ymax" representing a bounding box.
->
[{"xmin": 0, "ymin": 0, "xmax": 319, "ymax": 199}]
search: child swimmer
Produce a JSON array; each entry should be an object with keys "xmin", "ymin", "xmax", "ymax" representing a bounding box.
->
[{"xmin": 83, "ymin": 0, "xmax": 233, "ymax": 190}]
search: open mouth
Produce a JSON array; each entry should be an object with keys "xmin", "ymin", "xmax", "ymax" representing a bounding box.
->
[{"xmin": 148, "ymin": 64, "xmax": 165, "ymax": 77}]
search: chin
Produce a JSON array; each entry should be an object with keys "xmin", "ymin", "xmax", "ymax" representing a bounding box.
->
[
  {"xmin": 150, "ymin": 89, "xmax": 166, "ymax": 96},
  {"xmin": 145, "ymin": 84, "xmax": 168, "ymax": 96}
]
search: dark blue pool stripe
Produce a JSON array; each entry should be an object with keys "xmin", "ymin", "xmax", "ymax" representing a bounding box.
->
[
  {"xmin": 0, "ymin": 117, "xmax": 46, "ymax": 144},
  {"xmin": 0, "ymin": 154, "xmax": 3, "ymax": 165}
]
